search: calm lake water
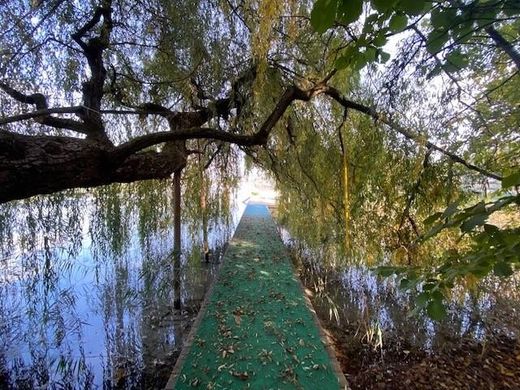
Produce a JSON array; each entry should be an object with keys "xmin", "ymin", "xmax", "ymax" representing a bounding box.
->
[
  {"xmin": 0, "ymin": 185, "xmax": 247, "ymax": 389},
  {"xmin": 283, "ymin": 235, "xmax": 520, "ymax": 356},
  {"xmin": 1, "ymin": 182, "xmax": 518, "ymax": 389}
]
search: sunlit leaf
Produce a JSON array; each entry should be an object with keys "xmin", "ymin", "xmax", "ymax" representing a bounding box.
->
[
  {"xmin": 502, "ymin": 171, "xmax": 520, "ymax": 189},
  {"xmin": 371, "ymin": 0, "xmax": 396, "ymax": 12},
  {"xmin": 426, "ymin": 298, "xmax": 446, "ymax": 320},
  {"xmin": 494, "ymin": 262, "xmax": 514, "ymax": 277},
  {"xmin": 379, "ymin": 50, "xmax": 391, "ymax": 62},
  {"xmin": 364, "ymin": 46, "xmax": 378, "ymax": 62},
  {"xmin": 460, "ymin": 214, "xmax": 488, "ymax": 232},
  {"xmin": 423, "ymin": 212, "xmax": 442, "ymax": 225},
  {"xmin": 416, "ymin": 291, "xmax": 430, "ymax": 307},
  {"xmin": 389, "ymin": 13, "xmax": 408, "ymax": 32},
  {"xmin": 452, "ymin": 19, "xmax": 475, "ymax": 43},
  {"xmin": 470, "ymin": 263, "xmax": 492, "ymax": 278},
  {"xmin": 311, "ymin": 0, "xmax": 338, "ymax": 33},
  {"xmin": 335, "ymin": 55, "xmax": 351, "ymax": 69},
  {"xmin": 426, "ymin": 64, "xmax": 443, "ymax": 79},
  {"xmin": 502, "ymin": 0, "xmax": 520, "ymax": 16},
  {"xmin": 338, "ymin": 0, "xmax": 364, "ymax": 24},
  {"xmin": 372, "ymin": 31, "xmax": 388, "ymax": 46},
  {"xmin": 483, "ymin": 224, "xmax": 500, "ymax": 234},
  {"xmin": 445, "ymin": 51, "xmax": 468, "ymax": 70},
  {"xmin": 431, "ymin": 7, "xmax": 456, "ymax": 29},
  {"xmin": 426, "ymin": 31, "xmax": 449, "ymax": 54}
]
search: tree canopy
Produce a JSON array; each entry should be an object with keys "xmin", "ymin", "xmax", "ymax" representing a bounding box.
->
[{"xmin": 1, "ymin": 0, "xmax": 519, "ymax": 318}]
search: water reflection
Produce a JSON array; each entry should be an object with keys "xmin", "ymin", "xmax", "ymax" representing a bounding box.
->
[
  {"xmin": 0, "ymin": 182, "xmax": 241, "ymax": 389},
  {"xmin": 283, "ymin": 231, "xmax": 520, "ymax": 355}
]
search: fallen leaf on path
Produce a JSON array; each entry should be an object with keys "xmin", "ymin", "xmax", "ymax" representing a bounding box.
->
[{"xmin": 230, "ymin": 370, "xmax": 249, "ymax": 380}]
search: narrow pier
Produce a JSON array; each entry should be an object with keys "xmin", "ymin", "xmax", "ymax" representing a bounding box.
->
[{"xmin": 166, "ymin": 204, "xmax": 346, "ymax": 389}]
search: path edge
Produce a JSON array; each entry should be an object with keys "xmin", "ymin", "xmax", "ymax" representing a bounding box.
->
[
  {"xmin": 267, "ymin": 206, "xmax": 350, "ymax": 390},
  {"xmin": 164, "ymin": 241, "xmax": 233, "ymax": 388}
]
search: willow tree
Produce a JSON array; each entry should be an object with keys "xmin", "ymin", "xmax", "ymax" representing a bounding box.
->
[
  {"xmin": 0, "ymin": 0, "xmax": 518, "ymax": 317},
  {"xmin": 283, "ymin": 0, "xmax": 520, "ymax": 318}
]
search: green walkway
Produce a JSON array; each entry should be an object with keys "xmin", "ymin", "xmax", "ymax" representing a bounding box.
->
[{"xmin": 166, "ymin": 204, "xmax": 346, "ymax": 389}]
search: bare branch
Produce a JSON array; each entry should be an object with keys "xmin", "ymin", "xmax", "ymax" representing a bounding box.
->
[
  {"xmin": 71, "ymin": 5, "xmax": 110, "ymax": 51},
  {"xmin": 114, "ymin": 85, "xmax": 310, "ymax": 158},
  {"xmin": 0, "ymin": 81, "xmax": 48, "ymax": 107},
  {"xmin": 322, "ymin": 86, "xmax": 503, "ymax": 181},
  {"xmin": 0, "ymin": 106, "xmax": 83, "ymax": 125},
  {"xmin": 115, "ymin": 127, "xmax": 259, "ymax": 160},
  {"xmin": 204, "ymin": 143, "xmax": 223, "ymax": 170},
  {"xmin": 0, "ymin": 81, "xmax": 87, "ymax": 133}
]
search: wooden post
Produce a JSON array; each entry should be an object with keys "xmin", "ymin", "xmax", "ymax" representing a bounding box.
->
[{"xmin": 173, "ymin": 169, "xmax": 182, "ymax": 311}]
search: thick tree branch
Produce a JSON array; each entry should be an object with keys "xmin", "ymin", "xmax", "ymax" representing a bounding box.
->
[
  {"xmin": 114, "ymin": 128, "xmax": 258, "ymax": 160},
  {"xmin": 71, "ymin": 2, "xmax": 113, "ymax": 140},
  {"xmin": 486, "ymin": 25, "xmax": 520, "ymax": 70},
  {"xmin": 71, "ymin": 7, "xmax": 106, "ymax": 51},
  {"xmin": 115, "ymin": 80, "xmax": 502, "ymax": 181},
  {"xmin": 115, "ymin": 84, "xmax": 317, "ymax": 160},
  {"xmin": 0, "ymin": 72, "xmax": 502, "ymax": 204},
  {"xmin": 0, "ymin": 130, "xmax": 185, "ymax": 203}
]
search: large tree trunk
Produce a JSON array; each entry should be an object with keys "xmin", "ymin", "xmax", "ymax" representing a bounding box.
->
[{"xmin": 0, "ymin": 131, "xmax": 186, "ymax": 203}]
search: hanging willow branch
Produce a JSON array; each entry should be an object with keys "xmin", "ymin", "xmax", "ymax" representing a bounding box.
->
[
  {"xmin": 321, "ymin": 86, "xmax": 503, "ymax": 181},
  {"xmin": 113, "ymin": 81, "xmax": 503, "ymax": 181}
]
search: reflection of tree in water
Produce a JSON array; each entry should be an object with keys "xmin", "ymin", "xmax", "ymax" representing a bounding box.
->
[
  {"xmin": 0, "ymin": 180, "xmax": 238, "ymax": 388},
  {"xmin": 293, "ymin": 243, "xmax": 520, "ymax": 356},
  {"xmin": 0, "ymin": 348, "xmax": 95, "ymax": 389},
  {"xmin": 0, "ymin": 191, "xmax": 92, "ymax": 388}
]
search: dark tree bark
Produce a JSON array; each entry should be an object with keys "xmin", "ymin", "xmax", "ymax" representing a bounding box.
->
[
  {"xmin": 0, "ymin": 131, "xmax": 186, "ymax": 203},
  {"xmin": 0, "ymin": 79, "xmax": 502, "ymax": 204},
  {"xmin": 486, "ymin": 25, "xmax": 520, "ymax": 71},
  {"xmin": 196, "ymin": 140, "xmax": 211, "ymax": 262}
]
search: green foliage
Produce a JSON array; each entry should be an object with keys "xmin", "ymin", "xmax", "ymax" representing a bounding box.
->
[
  {"xmin": 376, "ymin": 194, "xmax": 520, "ymax": 320},
  {"xmin": 388, "ymin": 14, "xmax": 408, "ymax": 32},
  {"xmin": 310, "ymin": 0, "xmax": 520, "ymax": 71},
  {"xmin": 182, "ymin": 142, "xmax": 241, "ymax": 239},
  {"xmin": 1, "ymin": 0, "xmax": 518, "ymax": 327},
  {"xmin": 305, "ymin": 0, "xmax": 520, "ymax": 321},
  {"xmin": 396, "ymin": 0, "xmax": 426, "ymax": 15},
  {"xmin": 337, "ymin": 0, "xmax": 364, "ymax": 25},
  {"xmin": 311, "ymin": 0, "xmax": 337, "ymax": 33},
  {"xmin": 422, "ymin": 196, "xmax": 518, "ymax": 239},
  {"xmin": 265, "ymin": 96, "xmax": 464, "ymax": 270},
  {"xmin": 503, "ymin": 172, "xmax": 520, "ymax": 189}
]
